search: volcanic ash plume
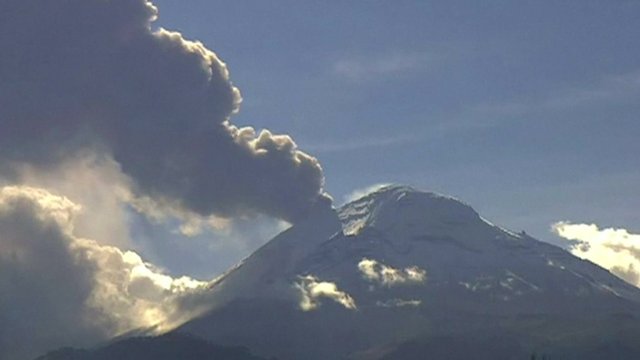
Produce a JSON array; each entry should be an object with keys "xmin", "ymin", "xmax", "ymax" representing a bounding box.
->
[{"xmin": 0, "ymin": 0, "xmax": 329, "ymax": 223}]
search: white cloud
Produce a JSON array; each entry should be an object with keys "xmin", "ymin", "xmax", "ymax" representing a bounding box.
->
[
  {"xmin": 0, "ymin": 186, "xmax": 212, "ymax": 359},
  {"xmin": 358, "ymin": 258, "xmax": 426, "ymax": 287},
  {"xmin": 294, "ymin": 275, "xmax": 357, "ymax": 311},
  {"xmin": 12, "ymin": 155, "xmax": 133, "ymax": 248},
  {"xmin": 552, "ymin": 221, "xmax": 640, "ymax": 287},
  {"xmin": 82, "ymin": 240, "xmax": 209, "ymax": 333}
]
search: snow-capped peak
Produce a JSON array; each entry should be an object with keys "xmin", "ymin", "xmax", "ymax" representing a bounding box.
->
[{"xmin": 338, "ymin": 185, "xmax": 481, "ymax": 236}]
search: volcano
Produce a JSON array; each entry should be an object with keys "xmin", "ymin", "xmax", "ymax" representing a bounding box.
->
[{"xmin": 40, "ymin": 185, "xmax": 640, "ymax": 360}]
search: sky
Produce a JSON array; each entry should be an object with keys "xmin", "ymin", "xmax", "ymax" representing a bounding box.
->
[
  {"xmin": 0, "ymin": 1, "xmax": 639, "ymax": 358},
  {"xmin": 150, "ymin": 0, "xmax": 640, "ymax": 244}
]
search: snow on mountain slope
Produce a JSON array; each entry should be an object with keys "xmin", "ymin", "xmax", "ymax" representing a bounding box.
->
[
  {"xmin": 177, "ymin": 185, "xmax": 640, "ymax": 359},
  {"xmin": 335, "ymin": 185, "xmax": 640, "ymax": 308}
]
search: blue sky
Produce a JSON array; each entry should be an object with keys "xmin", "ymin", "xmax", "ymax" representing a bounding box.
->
[{"xmin": 148, "ymin": 0, "xmax": 639, "ymax": 248}]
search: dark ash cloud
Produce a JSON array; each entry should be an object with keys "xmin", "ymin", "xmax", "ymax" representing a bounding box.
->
[{"xmin": 0, "ymin": 0, "xmax": 328, "ymax": 223}]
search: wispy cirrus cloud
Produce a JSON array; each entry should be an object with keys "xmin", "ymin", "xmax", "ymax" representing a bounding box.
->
[
  {"xmin": 333, "ymin": 51, "xmax": 434, "ymax": 81},
  {"xmin": 467, "ymin": 69, "xmax": 640, "ymax": 121},
  {"xmin": 431, "ymin": 68, "xmax": 640, "ymax": 135},
  {"xmin": 302, "ymin": 133, "xmax": 419, "ymax": 154}
]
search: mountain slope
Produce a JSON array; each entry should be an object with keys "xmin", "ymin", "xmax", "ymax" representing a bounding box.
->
[
  {"xmin": 35, "ymin": 333, "xmax": 269, "ymax": 360},
  {"xmin": 179, "ymin": 185, "xmax": 640, "ymax": 359}
]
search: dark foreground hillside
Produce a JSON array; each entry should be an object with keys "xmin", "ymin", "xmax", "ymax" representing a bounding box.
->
[{"xmin": 35, "ymin": 333, "xmax": 271, "ymax": 360}]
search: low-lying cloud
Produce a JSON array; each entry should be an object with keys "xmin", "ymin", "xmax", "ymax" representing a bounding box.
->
[
  {"xmin": 294, "ymin": 275, "xmax": 357, "ymax": 311},
  {"xmin": 0, "ymin": 186, "xmax": 211, "ymax": 360},
  {"xmin": 553, "ymin": 221, "xmax": 640, "ymax": 287},
  {"xmin": 358, "ymin": 258, "xmax": 427, "ymax": 287}
]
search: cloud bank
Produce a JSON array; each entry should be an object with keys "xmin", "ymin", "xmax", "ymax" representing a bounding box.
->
[
  {"xmin": 0, "ymin": 186, "xmax": 211, "ymax": 360},
  {"xmin": 553, "ymin": 222, "xmax": 640, "ymax": 287},
  {"xmin": 0, "ymin": 0, "xmax": 327, "ymax": 223}
]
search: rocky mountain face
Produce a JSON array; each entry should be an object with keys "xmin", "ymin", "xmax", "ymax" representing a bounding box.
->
[{"xmin": 39, "ymin": 185, "xmax": 640, "ymax": 359}]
